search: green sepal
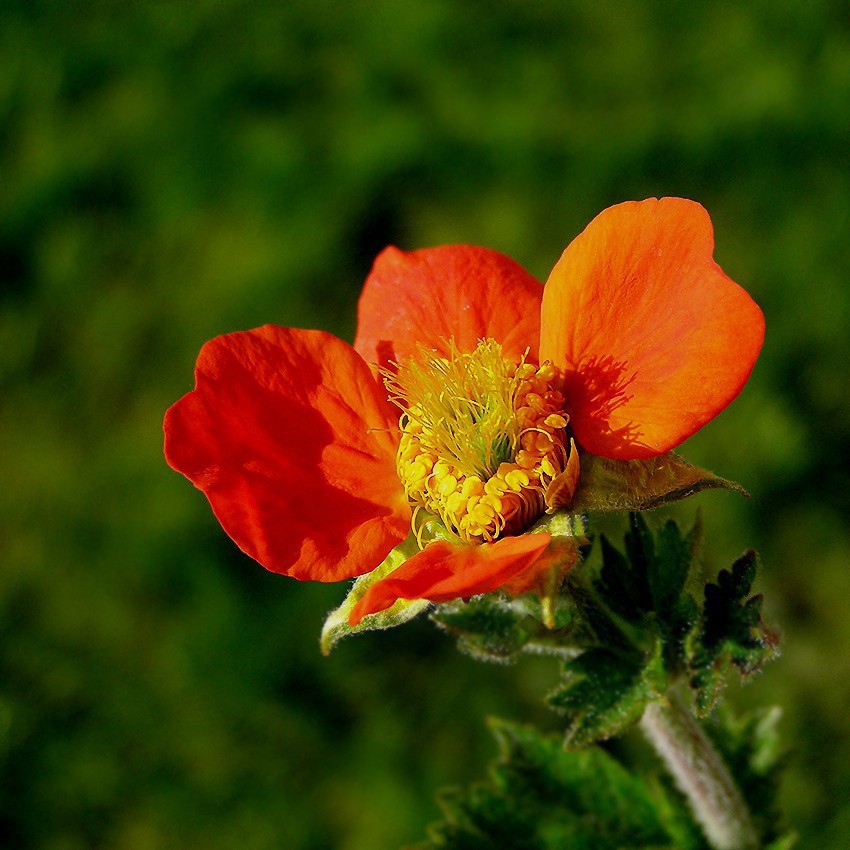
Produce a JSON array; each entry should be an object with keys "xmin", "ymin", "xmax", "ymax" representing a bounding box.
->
[
  {"xmin": 429, "ymin": 511, "xmax": 588, "ymax": 662},
  {"xmin": 416, "ymin": 719, "xmax": 704, "ymax": 849},
  {"xmin": 430, "ymin": 595, "xmax": 539, "ymax": 663},
  {"xmin": 547, "ymin": 641, "xmax": 666, "ymax": 747},
  {"xmin": 571, "ymin": 451, "xmax": 747, "ymax": 513},
  {"xmin": 651, "ymin": 513, "xmax": 702, "ymax": 617},
  {"xmin": 320, "ymin": 536, "xmax": 429, "ymax": 655},
  {"xmin": 686, "ymin": 550, "xmax": 779, "ymax": 715},
  {"xmin": 431, "ymin": 592, "xmax": 578, "ymax": 663}
]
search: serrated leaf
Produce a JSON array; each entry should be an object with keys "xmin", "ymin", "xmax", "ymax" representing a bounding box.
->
[
  {"xmin": 570, "ymin": 452, "xmax": 747, "ymax": 513},
  {"xmin": 416, "ymin": 719, "xmax": 703, "ymax": 850},
  {"xmin": 686, "ymin": 551, "xmax": 779, "ymax": 715},
  {"xmin": 320, "ymin": 538, "xmax": 429, "ymax": 654},
  {"xmin": 597, "ymin": 531, "xmax": 650, "ymax": 622},
  {"xmin": 664, "ymin": 592, "xmax": 701, "ymax": 675},
  {"xmin": 595, "ymin": 514, "xmax": 699, "ymax": 623},
  {"xmin": 592, "ymin": 515, "xmax": 700, "ymax": 678},
  {"xmin": 548, "ymin": 642, "xmax": 666, "ymax": 747},
  {"xmin": 562, "ymin": 573, "xmax": 634, "ymax": 653},
  {"xmin": 651, "ymin": 516, "xmax": 700, "ymax": 616}
]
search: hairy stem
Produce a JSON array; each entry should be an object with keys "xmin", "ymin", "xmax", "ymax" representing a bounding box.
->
[{"xmin": 641, "ymin": 693, "xmax": 759, "ymax": 850}]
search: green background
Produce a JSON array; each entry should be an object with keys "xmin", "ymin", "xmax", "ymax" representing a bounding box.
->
[{"xmin": 2, "ymin": 1, "xmax": 849, "ymax": 847}]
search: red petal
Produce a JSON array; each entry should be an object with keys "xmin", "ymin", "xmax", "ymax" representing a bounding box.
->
[
  {"xmin": 539, "ymin": 198, "xmax": 765, "ymax": 459},
  {"xmin": 348, "ymin": 533, "xmax": 551, "ymax": 625},
  {"xmin": 164, "ymin": 326, "xmax": 410, "ymax": 581},
  {"xmin": 354, "ymin": 245, "xmax": 543, "ymax": 369}
]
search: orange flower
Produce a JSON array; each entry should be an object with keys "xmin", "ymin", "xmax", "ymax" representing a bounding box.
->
[{"xmin": 164, "ymin": 199, "xmax": 763, "ymax": 627}]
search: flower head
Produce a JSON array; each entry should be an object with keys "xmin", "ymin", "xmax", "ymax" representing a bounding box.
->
[{"xmin": 164, "ymin": 198, "xmax": 764, "ymax": 629}]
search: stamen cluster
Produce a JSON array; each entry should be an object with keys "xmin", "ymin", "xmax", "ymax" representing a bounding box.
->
[{"xmin": 387, "ymin": 340, "xmax": 570, "ymax": 543}]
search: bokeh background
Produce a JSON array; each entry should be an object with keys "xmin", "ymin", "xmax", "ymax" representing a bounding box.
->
[{"xmin": 2, "ymin": 1, "xmax": 849, "ymax": 848}]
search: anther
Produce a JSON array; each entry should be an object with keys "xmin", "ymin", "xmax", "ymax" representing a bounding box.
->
[{"xmin": 390, "ymin": 339, "xmax": 572, "ymax": 543}]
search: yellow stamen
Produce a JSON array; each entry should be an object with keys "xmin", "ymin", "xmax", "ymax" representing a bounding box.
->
[{"xmin": 388, "ymin": 339, "xmax": 573, "ymax": 543}]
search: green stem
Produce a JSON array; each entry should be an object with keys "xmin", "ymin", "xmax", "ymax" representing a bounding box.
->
[{"xmin": 641, "ymin": 693, "xmax": 759, "ymax": 850}]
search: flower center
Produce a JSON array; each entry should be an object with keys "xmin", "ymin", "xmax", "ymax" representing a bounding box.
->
[{"xmin": 386, "ymin": 339, "xmax": 571, "ymax": 543}]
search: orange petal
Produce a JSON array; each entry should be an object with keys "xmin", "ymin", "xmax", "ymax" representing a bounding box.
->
[
  {"xmin": 164, "ymin": 326, "xmax": 410, "ymax": 582},
  {"xmin": 539, "ymin": 198, "xmax": 765, "ymax": 459},
  {"xmin": 349, "ymin": 533, "xmax": 551, "ymax": 625},
  {"xmin": 501, "ymin": 534, "xmax": 581, "ymax": 597},
  {"xmin": 354, "ymin": 245, "xmax": 543, "ymax": 369}
]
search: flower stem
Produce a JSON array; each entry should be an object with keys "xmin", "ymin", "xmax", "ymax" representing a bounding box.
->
[{"xmin": 640, "ymin": 693, "xmax": 759, "ymax": 850}]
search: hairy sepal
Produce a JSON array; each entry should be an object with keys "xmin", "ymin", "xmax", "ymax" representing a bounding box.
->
[
  {"xmin": 571, "ymin": 451, "xmax": 747, "ymax": 513},
  {"xmin": 321, "ymin": 536, "xmax": 429, "ymax": 654},
  {"xmin": 430, "ymin": 512, "xmax": 588, "ymax": 661}
]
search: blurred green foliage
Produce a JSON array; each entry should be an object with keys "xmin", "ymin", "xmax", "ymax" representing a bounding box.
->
[{"xmin": 1, "ymin": 1, "xmax": 849, "ymax": 847}]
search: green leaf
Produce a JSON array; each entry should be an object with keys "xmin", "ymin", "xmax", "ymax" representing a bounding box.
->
[
  {"xmin": 649, "ymin": 519, "xmax": 703, "ymax": 674},
  {"xmin": 416, "ymin": 719, "xmax": 704, "ymax": 850},
  {"xmin": 592, "ymin": 515, "xmax": 700, "ymax": 676},
  {"xmin": 320, "ymin": 537, "xmax": 429, "ymax": 654},
  {"xmin": 686, "ymin": 551, "xmax": 779, "ymax": 715},
  {"xmin": 596, "ymin": 524, "xmax": 652, "ymax": 623},
  {"xmin": 596, "ymin": 513, "xmax": 698, "ymax": 622},
  {"xmin": 561, "ymin": 570, "xmax": 633, "ymax": 653},
  {"xmin": 547, "ymin": 642, "xmax": 666, "ymax": 747},
  {"xmin": 651, "ymin": 515, "xmax": 701, "ymax": 617},
  {"xmin": 570, "ymin": 452, "xmax": 747, "ymax": 513}
]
